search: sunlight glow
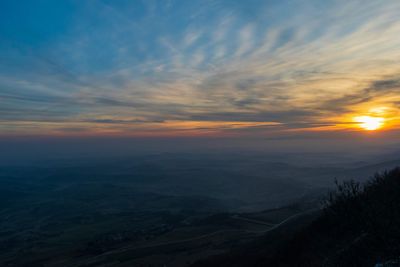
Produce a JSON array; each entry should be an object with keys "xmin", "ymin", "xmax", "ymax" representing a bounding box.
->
[{"xmin": 354, "ymin": 116, "xmax": 385, "ymax": 131}]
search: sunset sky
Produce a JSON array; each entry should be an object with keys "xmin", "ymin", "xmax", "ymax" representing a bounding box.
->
[{"xmin": 1, "ymin": 0, "xmax": 400, "ymax": 137}]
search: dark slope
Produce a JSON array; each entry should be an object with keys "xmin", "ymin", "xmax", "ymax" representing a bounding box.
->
[{"xmin": 193, "ymin": 167, "xmax": 400, "ymax": 267}]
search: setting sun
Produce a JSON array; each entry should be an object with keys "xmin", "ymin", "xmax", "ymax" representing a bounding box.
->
[{"xmin": 354, "ymin": 116, "xmax": 385, "ymax": 131}]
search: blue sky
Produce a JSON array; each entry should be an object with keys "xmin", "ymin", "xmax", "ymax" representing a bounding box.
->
[{"xmin": 1, "ymin": 0, "xmax": 400, "ymax": 136}]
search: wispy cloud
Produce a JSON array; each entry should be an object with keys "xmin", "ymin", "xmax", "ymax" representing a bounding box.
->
[{"xmin": 1, "ymin": 0, "xmax": 400, "ymax": 136}]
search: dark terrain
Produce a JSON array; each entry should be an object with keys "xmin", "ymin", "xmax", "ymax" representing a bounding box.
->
[
  {"xmin": 193, "ymin": 168, "xmax": 400, "ymax": 267},
  {"xmin": 1, "ymin": 152, "xmax": 400, "ymax": 266}
]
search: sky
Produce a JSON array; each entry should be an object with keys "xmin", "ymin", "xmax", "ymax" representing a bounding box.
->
[{"xmin": 1, "ymin": 0, "xmax": 400, "ymax": 139}]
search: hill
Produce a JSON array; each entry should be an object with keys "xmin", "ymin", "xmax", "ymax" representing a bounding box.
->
[{"xmin": 193, "ymin": 167, "xmax": 400, "ymax": 267}]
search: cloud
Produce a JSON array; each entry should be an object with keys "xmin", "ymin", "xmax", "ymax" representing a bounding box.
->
[
  {"xmin": 368, "ymin": 78, "xmax": 400, "ymax": 92},
  {"xmin": 84, "ymin": 118, "xmax": 165, "ymax": 124},
  {"xmin": 1, "ymin": 0, "xmax": 400, "ymax": 135}
]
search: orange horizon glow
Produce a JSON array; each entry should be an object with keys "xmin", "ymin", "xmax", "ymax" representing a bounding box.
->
[
  {"xmin": 2, "ymin": 107, "xmax": 400, "ymax": 137},
  {"xmin": 354, "ymin": 116, "xmax": 385, "ymax": 131}
]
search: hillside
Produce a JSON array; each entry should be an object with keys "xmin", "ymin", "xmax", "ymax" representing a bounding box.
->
[{"xmin": 193, "ymin": 167, "xmax": 400, "ymax": 267}]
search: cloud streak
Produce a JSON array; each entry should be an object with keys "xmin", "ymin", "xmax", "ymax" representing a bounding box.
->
[{"xmin": 1, "ymin": 0, "xmax": 400, "ymax": 136}]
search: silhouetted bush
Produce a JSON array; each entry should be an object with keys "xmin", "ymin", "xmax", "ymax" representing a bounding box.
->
[
  {"xmin": 275, "ymin": 167, "xmax": 400, "ymax": 266},
  {"xmin": 193, "ymin": 167, "xmax": 400, "ymax": 267}
]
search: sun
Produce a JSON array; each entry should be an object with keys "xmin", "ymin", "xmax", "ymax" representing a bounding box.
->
[{"xmin": 354, "ymin": 116, "xmax": 384, "ymax": 131}]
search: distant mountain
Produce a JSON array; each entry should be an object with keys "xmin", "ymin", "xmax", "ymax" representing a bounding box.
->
[{"xmin": 192, "ymin": 167, "xmax": 400, "ymax": 267}]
